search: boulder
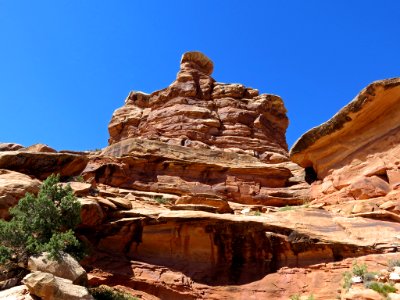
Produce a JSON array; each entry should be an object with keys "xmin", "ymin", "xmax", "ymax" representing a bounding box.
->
[
  {"xmin": 23, "ymin": 144, "xmax": 57, "ymax": 153},
  {"xmin": 343, "ymin": 287, "xmax": 382, "ymax": 300},
  {"xmin": 175, "ymin": 194, "xmax": 232, "ymax": 213},
  {"xmin": 0, "ymin": 143, "xmax": 23, "ymax": 151},
  {"xmin": 79, "ymin": 198, "xmax": 104, "ymax": 227},
  {"xmin": 0, "ymin": 285, "xmax": 34, "ymax": 300},
  {"xmin": 22, "ymin": 271, "xmax": 93, "ymax": 300},
  {"xmin": 61, "ymin": 182, "xmax": 92, "ymax": 196},
  {"xmin": 28, "ymin": 252, "xmax": 88, "ymax": 285},
  {"xmin": 0, "ymin": 151, "xmax": 89, "ymax": 180},
  {"xmin": 0, "ymin": 169, "xmax": 40, "ymax": 219}
]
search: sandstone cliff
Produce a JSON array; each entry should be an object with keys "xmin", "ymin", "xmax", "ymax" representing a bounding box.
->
[
  {"xmin": 1, "ymin": 53, "xmax": 400, "ymax": 300},
  {"xmin": 290, "ymin": 78, "xmax": 400, "ymax": 215},
  {"xmin": 108, "ymin": 51, "xmax": 289, "ymax": 163}
]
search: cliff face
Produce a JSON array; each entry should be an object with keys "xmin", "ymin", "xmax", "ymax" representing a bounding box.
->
[
  {"xmin": 1, "ymin": 53, "xmax": 400, "ymax": 300},
  {"xmin": 108, "ymin": 51, "xmax": 289, "ymax": 163},
  {"xmin": 290, "ymin": 78, "xmax": 400, "ymax": 213}
]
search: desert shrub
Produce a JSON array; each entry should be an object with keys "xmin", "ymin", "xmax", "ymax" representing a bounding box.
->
[
  {"xmin": 0, "ymin": 174, "xmax": 83, "ymax": 266},
  {"xmin": 278, "ymin": 205, "xmax": 295, "ymax": 212},
  {"xmin": 342, "ymin": 271, "xmax": 352, "ymax": 290},
  {"xmin": 362, "ymin": 271, "xmax": 378, "ymax": 283},
  {"xmin": 388, "ymin": 259, "xmax": 400, "ymax": 269},
  {"xmin": 154, "ymin": 195, "xmax": 169, "ymax": 204},
  {"xmin": 90, "ymin": 285, "xmax": 139, "ymax": 300},
  {"xmin": 365, "ymin": 281, "xmax": 396, "ymax": 297},
  {"xmin": 289, "ymin": 294, "xmax": 314, "ymax": 300},
  {"xmin": 352, "ymin": 262, "xmax": 368, "ymax": 277}
]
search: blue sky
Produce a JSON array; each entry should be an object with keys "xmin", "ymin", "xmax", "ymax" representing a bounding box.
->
[{"xmin": 0, "ymin": 1, "xmax": 399, "ymax": 151}]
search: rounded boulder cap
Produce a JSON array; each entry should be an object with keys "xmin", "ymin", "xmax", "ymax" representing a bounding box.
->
[{"xmin": 180, "ymin": 51, "xmax": 214, "ymax": 75}]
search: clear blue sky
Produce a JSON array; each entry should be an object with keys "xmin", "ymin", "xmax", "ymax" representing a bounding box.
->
[{"xmin": 1, "ymin": 1, "xmax": 399, "ymax": 151}]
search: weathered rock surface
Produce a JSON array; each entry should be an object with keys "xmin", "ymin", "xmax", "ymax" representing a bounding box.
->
[
  {"xmin": 0, "ymin": 285, "xmax": 34, "ymax": 300},
  {"xmin": 290, "ymin": 78, "xmax": 400, "ymax": 208},
  {"xmin": 0, "ymin": 143, "xmax": 23, "ymax": 151},
  {"xmin": 82, "ymin": 138, "xmax": 307, "ymax": 207},
  {"xmin": 0, "ymin": 150, "xmax": 89, "ymax": 180},
  {"xmin": 28, "ymin": 252, "xmax": 88, "ymax": 285},
  {"xmin": 22, "ymin": 271, "xmax": 94, "ymax": 300},
  {"xmin": 86, "ymin": 251, "xmax": 400, "ymax": 300},
  {"xmin": 22, "ymin": 143, "xmax": 57, "ymax": 153},
  {"xmin": 80, "ymin": 206, "xmax": 400, "ymax": 289},
  {"xmin": 0, "ymin": 169, "xmax": 40, "ymax": 219},
  {"xmin": 108, "ymin": 51, "xmax": 289, "ymax": 163},
  {"xmin": 2, "ymin": 53, "xmax": 400, "ymax": 300}
]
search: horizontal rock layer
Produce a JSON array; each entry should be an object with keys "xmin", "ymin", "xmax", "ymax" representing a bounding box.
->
[{"xmin": 83, "ymin": 138, "xmax": 307, "ymax": 206}]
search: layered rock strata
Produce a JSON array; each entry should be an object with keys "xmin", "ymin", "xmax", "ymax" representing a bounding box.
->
[
  {"xmin": 82, "ymin": 138, "xmax": 306, "ymax": 207},
  {"xmin": 290, "ymin": 78, "xmax": 400, "ymax": 207},
  {"xmin": 108, "ymin": 51, "xmax": 289, "ymax": 163}
]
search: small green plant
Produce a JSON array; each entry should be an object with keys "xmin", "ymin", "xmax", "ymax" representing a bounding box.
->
[
  {"xmin": 362, "ymin": 271, "xmax": 378, "ymax": 283},
  {"xmin": 352, "ymin": 261, "xmax": 368, "ymax": 277},
  {"xmin": 289, "ymin": 294, "xmax": 314, "ymax": 300},
  {"xmin": 342, "ymin": 271, "xmax": 352, "ymax": 290},
  {"xmin": 73, "ymin": 175, "xmax": 85, "ymax": 182},
  {"xmin": 154, "ymin": 195, "xmax": 169, "ymax": 205},
  {"xmin": 278, "ymin": 205, "xmax": 296, "ymax": 212},
  {"xmin": 0, "ymin": 174, "xmax": 83, "ymax": 266},
  {"xmin": 254, "ymin": 211, "xmax": 261, "ymax": 216},
  {"xmin": 89, "ymin": 285, "xmax": 140, "ymax": 300},
  {"xmin": 365, "ymin": 281, "xmax": 396, "ymax": 297}
]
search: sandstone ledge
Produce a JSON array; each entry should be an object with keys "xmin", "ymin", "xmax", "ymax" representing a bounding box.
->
[{"xmin": 290, "ymin": 77, "xmax": 400, "ymax": 176}]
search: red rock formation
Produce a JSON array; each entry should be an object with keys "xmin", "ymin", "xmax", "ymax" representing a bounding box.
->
[
  {"xmin": 108, "ymin": 51, "xmax": 289, "ymax": 163},
  {"xmin": 0, "ymin": 169, "xmax": 40, "ymax": 219},
  {"xmin": 290, "ymin": 78, "xmax": 400, "ymax": 211},
  {"xmin": 0, "ymin": 150, "xmax": 89, "ymax": 180},
  {"xmin": 5, "ymin": 53, "xmax": 400, "ymax": 300},
  {"xmin": 82, "ymin": 138, "xmax": 305, "ymax": 208}
]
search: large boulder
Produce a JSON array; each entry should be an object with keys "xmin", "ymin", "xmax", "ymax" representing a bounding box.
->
[
  {"xmin": 22, "ymin": 271, "xmax": 93, "ymax": 300},
  {"xmin": 79, "ymin": 198, "xmax": 105, "ymax": 227},
  {"xmin": 0, "ymin": 169, "xmax": 40, "ymax": 219},
  {"xmin": 0, "ymin": 285, "xmax": 35, "ymax": 300},
  {"xmin": 290, "ymin": 78, "xmax": 400, "ymax": 205},
  {"xmin": 28, "ymin": 252, "xmax": 88, "ymax": 285},
  {"xmin": 0, "ymin": 151, "xmax": 88, "ymax": 180},
  {"xmin": 0, "ymin": 143, "xmax": 23, "ymax": 151}
]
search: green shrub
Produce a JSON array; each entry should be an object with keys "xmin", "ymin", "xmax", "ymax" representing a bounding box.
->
[
  {"xmin": 365, "ymin": 281, "xmax": 396, "ymax": 297},
  {"xmin": 388, "ymin": 259, "xmax": 400, "ymax": 269},
  {"xmin": 90, "ymin": 285, "xmax": 139, "ymax": 300},
  {"xmin": 362, "ymin": 271, "xmax": 378, "ymax": 283},
  {"xmin": 352, "ymin": 262, "xmax": 367, "ymax": 277},
  {"xmin": 342, "ymin": 271, "xmax": 352, "ymax": 290},
  {"xmin": 289, "ymin": 294, "xmax": 314, "ymax": 300},
  {"xmin": 154, "ymin": 195, "xmax": 169, "ymax": 204},
  {"xmin": 0, "ymin": 174, "xmax": 83, "ymax": 266},
  {"xmin": 278, "ymin": 205, "xmax": 295, "ymax": 212}
]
